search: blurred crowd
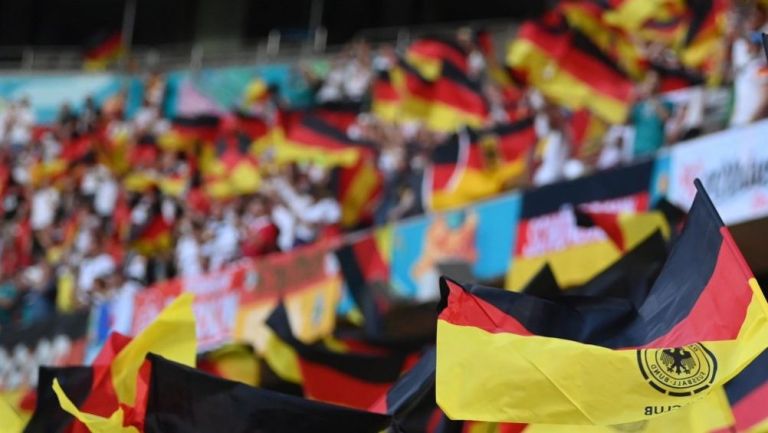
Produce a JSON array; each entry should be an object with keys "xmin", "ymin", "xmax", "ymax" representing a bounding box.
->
[{"xmin": 0, "ymin": 1, "xmax": 766, "ymax": 330}]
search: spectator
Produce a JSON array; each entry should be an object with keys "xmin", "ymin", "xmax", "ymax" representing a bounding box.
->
[
  {"xmin": 630, "ymin": 72, "xmax": 673, "ymax": 158},
  {"xmin": 729, "ymin": 32, "xmax": 768, "ymax": 127}
]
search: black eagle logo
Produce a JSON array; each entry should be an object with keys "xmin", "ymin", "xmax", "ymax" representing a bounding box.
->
[{"xmin": 660, "ymin": 348, "xmax": 696, "ymax": 375}]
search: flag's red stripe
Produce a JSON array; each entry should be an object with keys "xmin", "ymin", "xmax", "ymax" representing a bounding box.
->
[
  {"xmin": 432, "ymin": 77, "xmax": 488, "ymax": 117},
  {"xmin": 518, "ymin": 24, "xmax": 633, "ymax": 101},
  {"xmin": 299, "ymin": 359, "xmax": 393, "ymax": 410},
  {"xmin": 373, "ymin": 79, "xmax": 400, "ymax": 102},
  {"xmin": 439, "ymin": 279, "xmax": 535, "ymax": 337},
  {"xmin": 409, "ymin": 40, "xmax": 468, "ymax": 73},
  {"xmin": 640, "ymin": 229, "xmax": 753, "ymax": 348},
  {"xmin": 732, "ymin": 381, "xmax": 768, "ymax": 431}
]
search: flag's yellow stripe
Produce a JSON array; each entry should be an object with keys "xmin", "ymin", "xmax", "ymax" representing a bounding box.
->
[{"xmin": 110, "ymin": 293, "xmax": 197, "ymax": 406}]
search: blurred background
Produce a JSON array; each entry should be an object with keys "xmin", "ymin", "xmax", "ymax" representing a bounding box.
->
[{"xmin": 1, "ymin": 0, "xmax": 768, "ymax": 426}]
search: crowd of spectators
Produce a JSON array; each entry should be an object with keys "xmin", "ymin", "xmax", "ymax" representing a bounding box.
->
[{"xmin": 0, "ymin": 2, "xmax": 766, "ymax": 330}]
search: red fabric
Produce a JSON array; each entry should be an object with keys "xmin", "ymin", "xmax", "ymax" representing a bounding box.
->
[
  {"xmin": 299, "ymin": 359, "xmax": 394, "ymax": 410},
  {"xmin": 732, "ymin": 381, "xmax": 768, "ymax": 432}
]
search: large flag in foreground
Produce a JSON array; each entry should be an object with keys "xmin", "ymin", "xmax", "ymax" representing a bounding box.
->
[
  {"xmin": 436, "ymin": 182, "xmax": 768, "ymax": 425},
  {"xmin": 143, "ymin": 354, "xmax": 391, "ymax": 433}
]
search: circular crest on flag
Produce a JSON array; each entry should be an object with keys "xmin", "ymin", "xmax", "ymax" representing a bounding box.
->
[{"xmin": 637, "ymin": 343, "xmax": 717, "ymax": 396}]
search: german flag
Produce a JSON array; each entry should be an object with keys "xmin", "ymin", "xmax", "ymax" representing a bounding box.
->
[
  {"xmin": 335, "ymin": 231, "xmax": 392, "ymax": 334},
  {"xmin": 266, "ymin": 302, "xmax": 410, "ymax": 410},
  {"xmin": 722, "ymin": 349, "xmax": 768, "ymax": 432},
  {"xmin": 159, "ymin": 115, "xmax": 221, "ymax": 152},
  {"xmin": 312, "ymin": 101, "xmax": 363, "ymax": 131},
  {"xmin": 680, "ymin": 0, "xmax": 729, "ymax": 78},
  {"xmin": 276, "ymin": 114, "xmax": 375, "ymax": 167},
  {"xmin": 560, "ymin": 1, "xmax": 647, "ymax": 79},
  {"xmin": 46, "ymin": 295, "xmax": 196, "ymax": 432},
  {"xmin": 426, "ymin": 62, "xmax": 489, "ymax": 132},
  {"xmin": 573, "ymin": 207, "xmax": 670, "ymax": 252},
  {"xmin": 23, "ymin": 366, "xmax": 95, "ymax": 433},
  {"xmin": 143, "ymin": 354, "xmax": 392, "ymax": 433},
  {"xmin": 371, "ymin": 69, "xmax": 402, "ymax": 123},
  {"xmin": 406, "ymin": 36, "xmax": 469, "ymax": 81},
  {"xmin": 83, "ymin": 32, "xmax": 124, "ymax": 71},
  {"xmin": 243, "ymin": 78, "xmax": 273, "ymax": 105},
  {"xmin": 651, "ymin": 62, "xmax": 705, "ymax": 93},
  {"xmin": 197, "ymin": 344, "xmax": 260, "ymax": 387},
  {"xmin": 427, "ymin": 119, "xmax": 536, "ymax": 210},
  {"xmin": 436, "ymin": 182, "xmax": 768, "ymax": 425},
  {"xmin": 335, "ymin": 156, "xmax": 383, "ymax": 228},
  {"xmin": 369, "ymin": 347, "xmax": 438, "ymax": 426},
  {"xmin": 507, "ymin": 13, "xmax": 634, "ymax": 124},
  {"xmin": 132, "ymin": 214, "xmax": 173, "ymax": 257}
]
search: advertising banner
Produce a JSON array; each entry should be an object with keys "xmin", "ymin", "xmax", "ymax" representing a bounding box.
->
[
  {"xmin": 390, "ymin": 193, "xmax": 521, "ymax": 301},
  {"xmin": 666, "ymin": 120, "xmax": 768, "ymax": 225},
  {"xmin": 508, "ymin": 161, "xmax": 655, "ymax": 291}
]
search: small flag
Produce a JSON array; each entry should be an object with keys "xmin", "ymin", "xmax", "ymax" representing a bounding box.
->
[
  {"xmin": 406, "ymin": 36, "xmax": 469, "ymax": 81},
  {"xmin": 83, "ymin": 32, "xmax": 124, "ymax": 71}
]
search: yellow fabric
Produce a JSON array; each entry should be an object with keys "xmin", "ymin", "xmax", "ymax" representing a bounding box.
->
[
  {"xmin": 272, "ymin": 140, "xmax": 361, "ymax": 168},
  {"xmin": 521, "ymin": 386, "xmax": 733, "ymax": 431},
  {"xmin": 561, "ymin": 3, "xmax": 646, "ymax": 79},
  {"xmin": 426, "ymin": 102, "xmax": 487, "ymax": 133},
  {"xmin": 436, "ymin": 279, "xmax": 768, "ymax": 425},
  {"xmin": 406, "ymin": 52, "xmax": 443, "ymax": 81},
  {"xmin": 340, "ymin": 160, "xmax": 380, "ymax": 227},
  {"xmin": 263, "ymin": 331, "xmax": 303, "ymax": 384},
  {"xmin": 507, "ymin": 40, "xmax": 628, "ymax": 124},
  {"xmin": 56, "ymin": 269, "xmax": 76, "ymax": 313},
  {"xmin": 371, "ymin": 100, "xmax": 400, "ymax": 123},
  {"xmin": 602, "ymin": 0, "xmax": 679, "ymax": 31},
  {"xmin": 506, "ymin": 213, "xmax": 667, "ymax": 291},
  {"xmin": 373, "ymin": 225, "xmax": 393, "ymax": 267},
  {"xmin": 431, "ymin": 158, "xmax": 525, "ymax": 211},
  {"xmin": 110, "ymin": 293, "xmax": 197, "ymax": 406},
  {"xmin": 122, "ymin": 172, "xmax": 157, "ymax": 193},
  {"xmin": 507, "ymin": 241, "xmax": 620, "ymax": 291},
  {"xmin": 0, "ymin": 396, "xmax": 22, "ymax": 433},
  {"xmin": 205, "ymin": 345, "xmax": 261, "ymax": 386},
  {"xmin": 284, "ymin": 278, "xmax": 341, "ymax": 344},
  {"xmin": 52, "ymin": 379, "xmax": 139, "ymax": 433}
]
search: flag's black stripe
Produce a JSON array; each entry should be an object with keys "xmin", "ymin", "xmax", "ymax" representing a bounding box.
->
[
  {"xmin": 266, "ymin": 303, "xmax": 407, "ymax": 383},
  {"xmin": 444, "ymin": 194, "xmax": 723, "ymax": 349},
  {"xmin": 23, "ymin": 366, "xmax": 94, "ymax": 433},
  {"xmin": 519, "ymin": 160, "xmax": 654, "ymax": 218},
  {"xmin": 144, "ymin": 354, "xmax": 391, "ymax": 433},
  {"xmin": 725, "ymin": 349, "xmax": 768, "ymax": 405}
]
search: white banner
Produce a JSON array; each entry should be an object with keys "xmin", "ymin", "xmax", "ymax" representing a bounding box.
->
[{"xmin": 667, "ymin": 120, "xmax": 768, "ymax": 225}]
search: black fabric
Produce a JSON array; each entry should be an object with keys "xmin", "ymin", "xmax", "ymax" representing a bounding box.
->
[
  {"xmin": 266, "ymin": 302, "xmax": 408, "ymax": 383},
  {"xmin": 144, "ymin": 354, "xmax": 391, "ymax": 433},
  {"xmin": 441, "ymin": 190, "xmax": 725, "ymax": 349},
  {"xmin": 725, "ymin": 348, "xmax": 768, "ymax": 405},
  {"xmin": 23, "ymin": 366, "xmax": 93, "ymax": 433},
  {"xmin": 519, "ymin": 160, "xmax": 655, "ymax": 218}
]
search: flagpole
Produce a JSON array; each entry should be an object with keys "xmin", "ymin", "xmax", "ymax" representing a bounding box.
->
[{"xmin": 120, "ymin": 0, "xmax": 137, "ymax": 72}]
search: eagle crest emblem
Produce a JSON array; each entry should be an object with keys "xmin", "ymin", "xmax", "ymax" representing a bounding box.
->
[{"xmin": 637, "ymin": 343, "xmax": 717, "ymax": 396}]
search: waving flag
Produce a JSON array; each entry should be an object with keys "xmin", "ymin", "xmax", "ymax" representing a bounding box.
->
[
  {"xmin": 266, "ymin": 302, "xmax": 411, "ymax": 410},
  {"xmin": 507, "ymin": 12, "xmax": 634, "ymax": 124},
  {"xmin": 436, "ymin": 182, "xmax": 768, "ymax": 425},
  {"xmin": 406, "ymin": 36, "xmax": 469, "ymax": 81},
  {"xmin": 143, "ymin": 354, "xmax": 391, "ymax": 433}
]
